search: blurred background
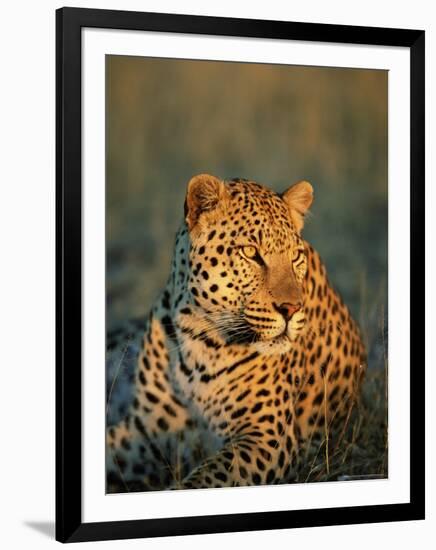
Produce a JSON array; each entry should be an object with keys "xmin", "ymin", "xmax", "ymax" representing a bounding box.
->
[{"xmin": 106, "ymin": 55, "xmax": 387, "ymax": 372}]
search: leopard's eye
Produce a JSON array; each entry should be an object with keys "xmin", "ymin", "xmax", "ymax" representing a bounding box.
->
[
  {"xmin": 241, "ymin": 245, "xmax": 257, "ymax": 259},
  {"xmin": 239, "ymin": 245, "xmax": 264, "ymax": 265}
]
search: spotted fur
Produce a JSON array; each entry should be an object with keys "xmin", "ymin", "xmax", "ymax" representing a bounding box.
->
[{"xmin": 107, "ymin": 174, "xmax": 366, "ymax": 491}]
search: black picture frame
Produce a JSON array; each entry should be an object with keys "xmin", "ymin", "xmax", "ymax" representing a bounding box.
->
[{"xmin": 56, "ymin": 7, "xmax": 425, "ymax": 543}]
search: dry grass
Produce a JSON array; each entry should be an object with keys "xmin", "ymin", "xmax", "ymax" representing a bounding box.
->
[{"xmin": 298, "ymin": 366, "xmax": 388, "ymax": 483}]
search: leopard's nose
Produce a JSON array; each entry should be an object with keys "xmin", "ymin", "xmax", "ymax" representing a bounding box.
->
[{"xmin": 274, "ymin": 302, "xmax": 301, "ymax": 322}]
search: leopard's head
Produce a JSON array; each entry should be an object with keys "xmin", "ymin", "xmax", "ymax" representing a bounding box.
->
[{"xmin": 183, "ymin": 174, "xmax": 313, "ymax": 354}]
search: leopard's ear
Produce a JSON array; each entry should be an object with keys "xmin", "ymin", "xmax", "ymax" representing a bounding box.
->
[
  {"xmin": 185, "ymin": 174, "xmax": 228, "ymax": 231},
  {"xmin": 282, "ymin": 180, "xmax": 313, "ymax": 233}
]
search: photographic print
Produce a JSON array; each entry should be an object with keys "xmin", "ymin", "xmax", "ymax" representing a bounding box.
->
[{"xmin": 105, "ymin": 56, "xmax": 388, "ymax": 493}]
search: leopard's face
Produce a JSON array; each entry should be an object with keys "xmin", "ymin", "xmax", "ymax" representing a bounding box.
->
[{"xmin": 184, "ymin": 175, "xmax": 313, "ymax": 354}]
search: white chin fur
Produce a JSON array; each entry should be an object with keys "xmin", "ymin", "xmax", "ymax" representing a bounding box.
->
[
  {"xmin": 287, "ymin": 324, "xmax": 300, "ymax": 342},
  {"xmin": 252, "ymin": 335, "xmax": 292, "ymax": 356},
  {"xmin": 252, "ymin": 324, "xmax": 304, "ymax": 356}
]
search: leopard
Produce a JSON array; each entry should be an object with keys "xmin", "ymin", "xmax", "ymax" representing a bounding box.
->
[{"xmin": 106, "ymin": 173, "xmax": 367, "ymax": 492}]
